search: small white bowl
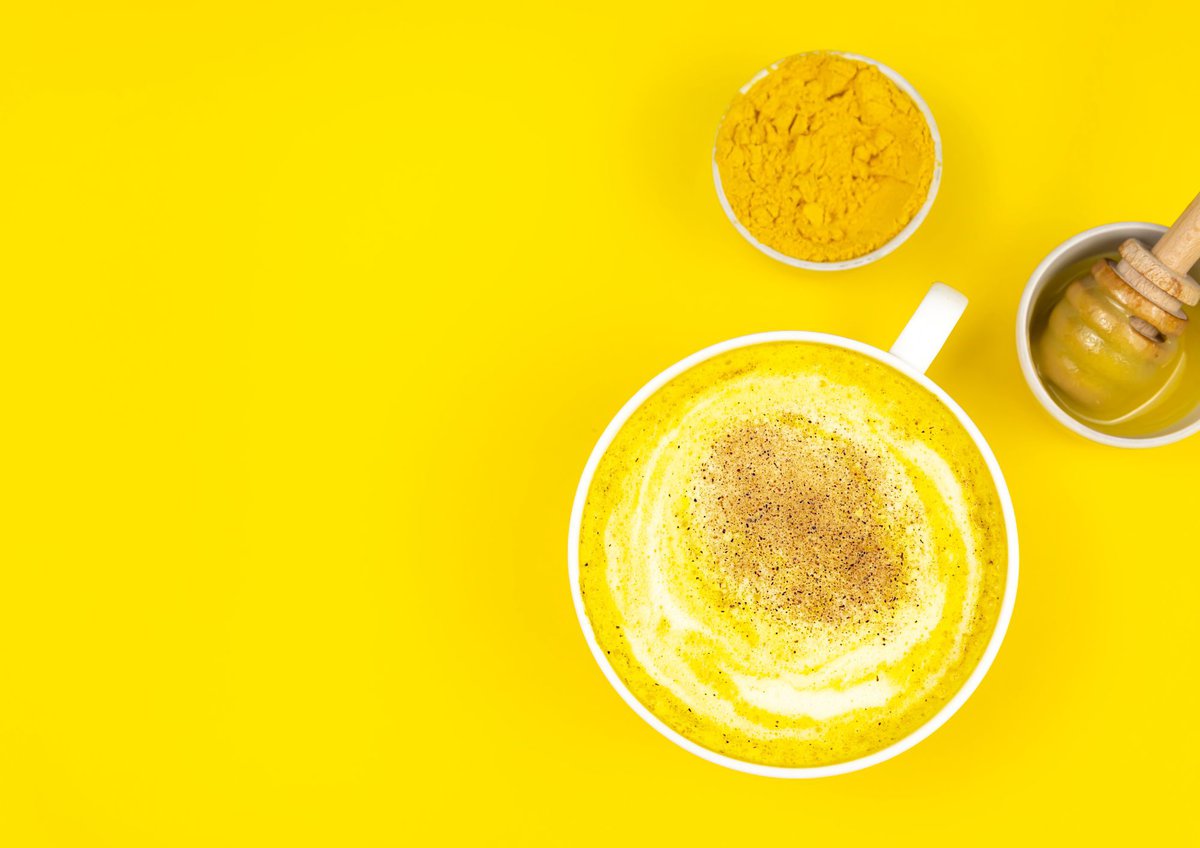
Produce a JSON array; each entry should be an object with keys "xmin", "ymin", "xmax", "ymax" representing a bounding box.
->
[
  {"xmin": 712, "ymin": 51, "xmax": 943, "ymax": 271},
  {"xmin": 1015, "ymin": 221, "xmax": 1200, "ymax": 448}
]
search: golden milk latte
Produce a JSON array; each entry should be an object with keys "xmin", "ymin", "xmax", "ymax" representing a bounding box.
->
[{"xmin": 578, "ymin": 342, "xmax": 1006, "ymax": 767}]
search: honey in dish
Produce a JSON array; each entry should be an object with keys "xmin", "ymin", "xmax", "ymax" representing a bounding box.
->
[
  {"xmin": 1031, "ymin": 252, "xmax": 1200, "ymax": 437},
  {"xmin": 578, "ymin": 342, "xmax": 1007, "ymax": 768}
]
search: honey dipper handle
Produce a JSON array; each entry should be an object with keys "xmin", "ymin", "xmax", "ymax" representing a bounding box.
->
[{"xmin": 1153, "ymin": 191, "xmax": 1200, "ymax": 274}]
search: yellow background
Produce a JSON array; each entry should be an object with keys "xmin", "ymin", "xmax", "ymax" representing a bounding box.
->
[{"xmin": 2, "ymin": 1, "xmax": 1197, "ymax": 844}]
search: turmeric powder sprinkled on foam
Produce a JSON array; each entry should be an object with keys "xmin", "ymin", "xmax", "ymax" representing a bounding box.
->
[{"xmin": 715, "ymin": 53, "xmax": 936, "ymax": 263}]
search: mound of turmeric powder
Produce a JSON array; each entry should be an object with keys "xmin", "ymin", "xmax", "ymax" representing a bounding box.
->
[{"xmin": 715, "ymin": 53, "xmax": 936, "ymax": 263}]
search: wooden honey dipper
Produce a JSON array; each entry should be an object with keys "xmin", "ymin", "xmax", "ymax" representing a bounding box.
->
[{"xmin": 1036, "ymin": 192, "xmax": 1200, "ymax": 420}]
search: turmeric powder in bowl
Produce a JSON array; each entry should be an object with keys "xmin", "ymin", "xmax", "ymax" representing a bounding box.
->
[{"xmin": 714, "ymin": 52, "xmax": 939, "ymax": 268}]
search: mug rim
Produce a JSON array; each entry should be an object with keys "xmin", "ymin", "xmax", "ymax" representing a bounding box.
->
[
  {"xmin": 1015, "ymin": 221, "xmax": 1200, "ymax": 448},
  {"xmin": 567, "ymin": 331, "xmax": 1020, "ymax": 778},
  {"xmin": 712, "ymin": 51, "xmax": 943, "ymax": 271}
]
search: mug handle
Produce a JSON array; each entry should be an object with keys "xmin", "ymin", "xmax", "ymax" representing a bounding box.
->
[{"xmin": 889, "ymin": 283, "xmax": 968, "ymax": 374}]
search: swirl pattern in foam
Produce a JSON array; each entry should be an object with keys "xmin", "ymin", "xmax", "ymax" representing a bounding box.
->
[{"xmin": 578, "ymin": 342, "xmax": 1006, "ymax": 767}]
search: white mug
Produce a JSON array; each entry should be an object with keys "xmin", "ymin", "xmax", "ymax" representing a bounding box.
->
[{"xmin": 567, "ymin": 283, "xmax": 1020, "ymax": 778}]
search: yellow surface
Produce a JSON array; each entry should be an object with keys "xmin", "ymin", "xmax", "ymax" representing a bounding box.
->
[{"xmin": 1, "ymin": 2, "xmax": 1197, "ymax": 844}]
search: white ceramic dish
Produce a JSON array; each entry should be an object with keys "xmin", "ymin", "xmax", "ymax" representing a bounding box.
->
[
  {"xmin": 568, "ymin": 284, "xmax": 1018, "ymax": 777},
  {"xmin": 712, "ymin": 51, "xmax": 943, "ymax": 271},
  {"xmin": 1016, "ymin": 221, "xmax": 1200, "ymax": 447}
]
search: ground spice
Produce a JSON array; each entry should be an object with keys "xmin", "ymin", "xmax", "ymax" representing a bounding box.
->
[
  {"xmin": 697, "ymin": 421, "xmax": 905, "ymax": 626},
  {"xmin": 715, "ymin": 52, "xmax": 935, "ymax": 263}
]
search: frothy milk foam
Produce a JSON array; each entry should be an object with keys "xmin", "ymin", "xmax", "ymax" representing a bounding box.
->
[{"xmin": 578, "ymin": 342, "xmax": 1006, "ymax": 767}]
